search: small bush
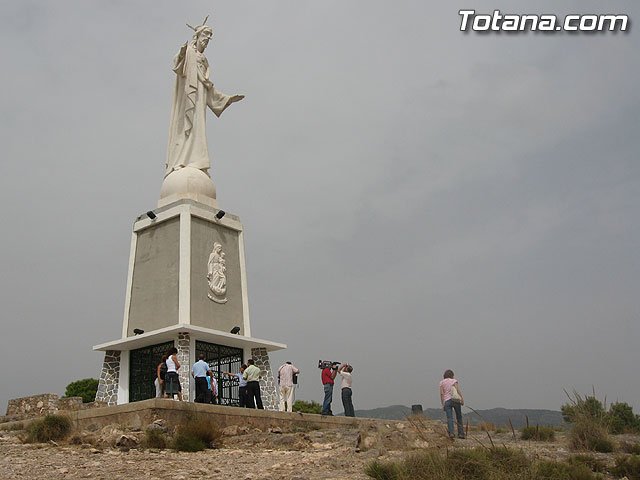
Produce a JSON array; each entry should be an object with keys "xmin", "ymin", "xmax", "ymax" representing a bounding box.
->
[
  {"xmin": 364, "ymin": 447, "xmax": 607, "ymax": 480},
  {"xmin": 534, "ymin": 460, "xmax": 600, "ymax": 480},
  {"xmin": 567, "ymin": 454, "xmax": 606, "ymax": 473},
  {"xmin": 610, "ymin": 454, "xmax": 640, "ymax": 480},
  {"xmin": 366, "ymin": 447, "xmax": 530, "ymax": 480},
  {"xmin": 25, "ymin": 415, "xmax": 72, "ymax": 443},
  {"xmin": 292, "ymin": 400, "xmax": 322, "ymax": 414},
  {"xmin": 608, "ymin": 402, "xmax": 640, "ymax": 434},
  {"xmin": 171, "ymin": 416, "xmax": 222, "ymax": 452},
  {"xmin": 620, "ymin": 441, "xmax": 640, "ymax": 455},
  {"xmin": 520, "ymin": 425, "xmax": 556, "ymax": 441},
  {"xmin": 172, "ymin": 433, "xmax": 206, "ymax": 452},
  {"xmin": 364, "ymin": 460, "xmax": 402, "ymax": 480},
  {"xmin": 586, "ymin": 436, "xmax": 614, "ymax": 453},
  {"xmin": 563, "ymin": 391, "xmax": 613, "ymax": 452},
  {"xmin": 143, "ymin": 429, "xmax": 167, "ymax": 449},
  {"xmin": 64, "ymin": 378, "xmax": 99, "ymax": 403},
  {"xmin": 562, "ymin": 396, "xmax": 605, "ymax": 423}
]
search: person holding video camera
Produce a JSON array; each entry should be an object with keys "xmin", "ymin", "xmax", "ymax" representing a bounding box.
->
[
  {"xmin": 338, "ymin": 363, "xmax": 355, "ymax": 417},
  {"xmin": 320, "ymin": 361, "xmax": 339, "ymax": 415}
]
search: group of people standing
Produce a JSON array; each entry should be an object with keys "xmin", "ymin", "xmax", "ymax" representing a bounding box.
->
[
  {"xmin": 156, "ymin": 351, "xmax": 463, "ymax": 433},
  {"xmin": 321, "ymin": 363, "xmax": 355, "ymax": 417},
  {"xmin": 276, "ymin": 360, "xmax": 355, "ymax": 417},
  {"xmin": 155, "ymin": 349, "xmax": 264, "ymax": 409}
]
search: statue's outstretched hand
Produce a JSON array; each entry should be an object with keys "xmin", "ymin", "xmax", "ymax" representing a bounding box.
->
[{"xmin": 230, "ymin": 94, "xmax": 245, "ymax": 103}]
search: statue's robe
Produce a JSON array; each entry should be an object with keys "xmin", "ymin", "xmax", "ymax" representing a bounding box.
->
[{"xmin": 166, "ymin": 43, "xmax": 233, "ymax": 175}]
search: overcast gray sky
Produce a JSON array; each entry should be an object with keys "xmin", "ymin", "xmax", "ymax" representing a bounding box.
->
[{"xmin": 1, "ymin": 0, "xmax": 638, "ymax": 415}]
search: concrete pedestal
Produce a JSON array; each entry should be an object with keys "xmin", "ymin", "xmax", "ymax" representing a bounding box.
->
[{"xmin": 95, "ymin": 199, "xmax": 284, "ymax": 408}]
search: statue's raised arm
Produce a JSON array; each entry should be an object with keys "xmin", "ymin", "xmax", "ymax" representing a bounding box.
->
[{"xmin": 165, "ymin": 16, "xmax": 244, "ymax": 178}]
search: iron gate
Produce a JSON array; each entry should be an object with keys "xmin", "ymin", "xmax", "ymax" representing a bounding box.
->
[
  {"xmin": 129, "ymin": 341, "xmax": 174, "ymax": 403},
  {"xmin": 195, "ymin": 341, "xmax": 243, "ymax": 406}
]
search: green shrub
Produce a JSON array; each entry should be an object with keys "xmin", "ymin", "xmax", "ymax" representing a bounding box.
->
[
  {"xmin": 292, "ymin": 400, "xmax": 322, "ymax": 414},
  {"xmin": 586, "ymin": 436, "xmax": 614, "ymax": 453},
  {"xmin": 620, "ymin": 441, "xmax": 640, "ymax": 455},
  {"xmin": 520, "ymin": 425, "xmax": 556, "ymax": 441},
  {"xmin": 534, "ymin": 460, "xmax": 600, "ymax": 480},
  {"xmin": 64, "ymin": 378, "xmax": 99, "ymax": 403},
  {"xmin": 608, "ymin": 402, "xmax": 640, "ymax": 434},
  {"xmin": 171, "ymin": 416, "xmax": 222, "ymax": 452},
  {"xmin": 25, "ymin": 415, "xmax": 72, "ymax": 443},
  {"xmin": 143, "ymin": 429, "xmax": 167, "ymax": 449},
  {"xmin": 366, "ymin": 447, "xmax": 530, "ymax": 480},
  {"xmin": 567, "ymin": 454, "xmax": 606, "ymax": 473},
  {"xmin": 562, "ymin": 396, "xmax": 605, "ymax": 423},
  {"xmin": 364, "ymin": 447, "xmax": 605, "ymax": 480},
  {"xmin": 610, "ymin": 454, "xmax": 640, "ymax": 480},
  {"xmin": 563, "ymin": 391, "xmax": 613, "ymax": 452},
  {"xmin": 172, "ymin": 433, "xmax": 206, "ymax": 452},
  {"xmin": 364, "ymin": 460, "xmax": 402, "ymax": 480}
]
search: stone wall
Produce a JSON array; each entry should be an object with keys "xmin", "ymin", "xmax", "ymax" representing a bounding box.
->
[
  {"xmin": 96, "ymin": 350, "xmax": 121, "ymax": 406},
  {"xmin": 251, "ymin": 347, "xmax": 277, "ymax": 410},
  {"xmin": 5, "ymin": 393, "xmax": 58, "ymax": 417},
  {"xmin": 177, "ymin": 332, "xmax": 190, "ymax": 401},
  {"xmin": 4, "ymin": 394, "xmax": 105, "ymax": 419},
  {"xmin": 67, "ymin": 398, "xmax": 366, "ymax": 434},
  {"xmin": 57, "ymin": 397, "xmax": 84, "ymax": 411}
]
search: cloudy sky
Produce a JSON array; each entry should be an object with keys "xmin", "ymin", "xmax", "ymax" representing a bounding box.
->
[{"xmin": 1, "ymin": 0, "xmax": 638, "ymax": 415}]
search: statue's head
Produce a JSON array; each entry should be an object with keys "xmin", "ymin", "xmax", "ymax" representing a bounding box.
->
[
  {"xmin": 188, "ymin": 16, "xmax": 213, "ymax": 52},
  {"xmin": 193, "ymin": 26, "xmax": 213, "ymax": 52}
]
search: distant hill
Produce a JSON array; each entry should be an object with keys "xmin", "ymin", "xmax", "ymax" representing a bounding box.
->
[{"xmin": 353, "ymin": 405, "xmax": 565, "ymax": 429}]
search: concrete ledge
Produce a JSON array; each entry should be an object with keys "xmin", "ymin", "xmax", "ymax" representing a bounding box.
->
[{"xmin": 59, "ymin": 398, "xmax": 390, "ymax": 432}]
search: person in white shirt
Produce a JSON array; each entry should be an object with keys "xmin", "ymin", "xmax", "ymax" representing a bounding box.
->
[
  {"xmin": 277, "ymin": 361, "xmax": 300, "ymax": 412},
  {"xmin": 338, "ymin": 363, "xmax": 355, "ymax": 417}
]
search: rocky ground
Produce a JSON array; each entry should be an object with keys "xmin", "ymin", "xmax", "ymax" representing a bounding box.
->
[{"xmin": 0, "ymin": 420, "xmax": 638, "ymax": 479}]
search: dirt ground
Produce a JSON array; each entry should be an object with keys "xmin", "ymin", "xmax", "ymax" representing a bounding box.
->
[{"xmin": 1, "ymin": 424, "xmax": 638, "ymax": 479}]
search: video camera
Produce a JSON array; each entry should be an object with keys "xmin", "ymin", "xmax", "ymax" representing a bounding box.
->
[{"xmin": 318, "ymin": 360, "xmax": 340, "ymax": 370}]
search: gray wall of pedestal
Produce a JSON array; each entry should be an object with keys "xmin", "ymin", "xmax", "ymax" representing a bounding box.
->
[
  {"xmin": 191, "ymin": 217, "xmax": 245, "ymax": 334},
  {"xmin": 127, "ymin": 217, "xmax": 180, "ymax": 336}
]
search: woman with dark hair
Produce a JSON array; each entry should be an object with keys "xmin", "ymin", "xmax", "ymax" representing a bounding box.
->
[
  {"xmin": 440, "ymin": 369, "xmax": 465, "ymax": 439},
  {"xmin": 164, "ymin": 347, "xmax": 183, "ymax": 401},
  {"xmin": 155, "ymin": 354, "xmax": 168, "ymax": 398}
]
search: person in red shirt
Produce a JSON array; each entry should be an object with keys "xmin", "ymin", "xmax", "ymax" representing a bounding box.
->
[{"xmin": 321, "ymin": 363, "xmax": 338, "ymax": 415}]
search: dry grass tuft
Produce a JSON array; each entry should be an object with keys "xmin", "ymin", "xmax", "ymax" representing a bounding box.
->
[
  {"xmin": 24, "ymin": 415, "xmax": 72, "ymax": 443},
  {"xmin": 365, "ymin": 446, "xmax": 605, "ymax": 480},
  {"xmin": 171, "ymin": 416, "xmax": 223, "ymax": 452}
]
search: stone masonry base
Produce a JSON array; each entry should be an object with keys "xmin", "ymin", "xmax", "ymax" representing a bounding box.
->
[
  {"xmin": 251, "ymin": 347, "xmax": 277, "ymax": 410},
  {"xmin": 96, "ymin": 350, "xmax": 121, "ymax": 406}
]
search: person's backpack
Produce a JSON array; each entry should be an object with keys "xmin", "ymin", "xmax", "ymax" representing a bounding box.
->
[{"xmin": 159, "ymin": 362, "xmax": 168, "ymax": 380}]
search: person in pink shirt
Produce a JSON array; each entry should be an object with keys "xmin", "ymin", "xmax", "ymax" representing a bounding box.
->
[{"xmin": 439, "ymin": 369, "xmax": 465, "ymax": 439}]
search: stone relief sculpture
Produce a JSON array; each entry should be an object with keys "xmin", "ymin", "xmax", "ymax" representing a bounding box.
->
[
  {"xmin": 165, "ymin": 16, "xmax": 244, "ymax": 177},
  {"xmin": 207, "ymin": 242, "xmax": 228, "ymax": 304}
]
